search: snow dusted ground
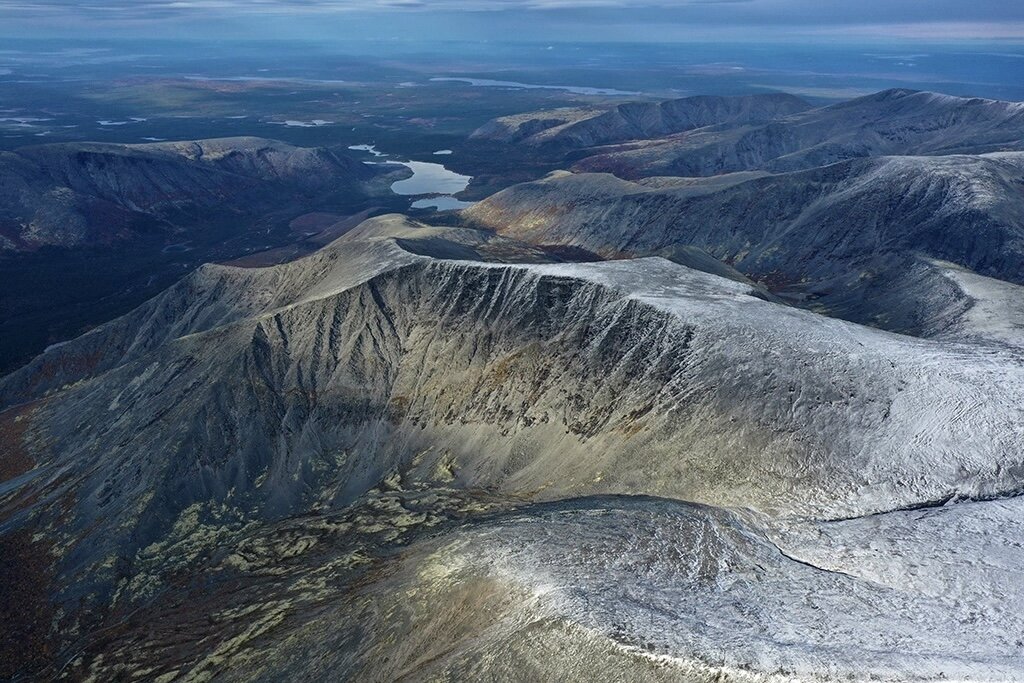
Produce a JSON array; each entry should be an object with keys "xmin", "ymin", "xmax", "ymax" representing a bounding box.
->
[
  {"xmin": 156, "ymin": 494, "xmax": 1024, "ymax": 681},
  {"xmin": 444, "ymin": 495, "xmax": 1024, "ymax": 681},
  {"xmin": 934, "ymin": 259, "xmax": 1024, "ymax": 352},
  {"xmin": 6, "ymin": 215, "xmax": 1024, "ymax": 680}
]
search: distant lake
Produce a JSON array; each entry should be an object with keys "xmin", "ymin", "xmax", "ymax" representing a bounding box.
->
[
  {"xmin": 347, "ymin": 144, "xmax": 387, "ymax": 157},
  {"xmin": 389, "ymin": 161, "xmax": 471, "ymax": 196},
  {"xmin": 430, "ymin": 77, "xmax": 639, "ymax": 96},
  {"xmin": 349, "ymin": 144, "xmax": 475, "ymax": 211}
]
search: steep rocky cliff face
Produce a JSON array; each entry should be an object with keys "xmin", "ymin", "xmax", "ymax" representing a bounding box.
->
[
  {"xmin": 3, "ymin": 216, "xmax": 1024, "ymax": 680},
  {"xmin": 465, "ymin": 153, "xmax": 1024, "ymax": 338}
]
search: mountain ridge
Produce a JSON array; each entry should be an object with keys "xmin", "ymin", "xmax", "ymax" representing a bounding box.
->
[
  {"xmin": 4, "ymin": 84, "xmax": 1024, "ymax": 682},
  {"xmin": 473, "ymin": 88, "xmax": 1024, "ymax": 178},
  {"xmin": 572, "ymin": 88, "xmax": 1024, "ymax": 177},
  {"xmin": 464, "ymin": 152, "xmax": 1024, "ymax": 339},
  {"xmin": 472, "ymin": 92, "xmax": 812, "ymax": 149},
  {"xmin": 4, "ymin": 215, "xmax": 1024, "ymax": 680},
  {"xmin": 0, "ymin": 136, "xmax": 385, "ymax": 251}
]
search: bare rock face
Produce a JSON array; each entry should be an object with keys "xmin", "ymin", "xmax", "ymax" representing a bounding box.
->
[
  {"xmin": 465, "ymin": 153, "xmax": 1024, "ymax": 339},
  {"xmin": 3, "ymin": 215, "xmax": 1024, "ymax": 680},
  {"xmin": 0, "ymin": 137, "xmax": 380, "ymax": 251}
]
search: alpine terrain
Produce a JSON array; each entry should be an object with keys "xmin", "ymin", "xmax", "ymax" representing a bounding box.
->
[{"xmin": 2, "ymin": 74, "xmax": 1024, "ymax": 682}]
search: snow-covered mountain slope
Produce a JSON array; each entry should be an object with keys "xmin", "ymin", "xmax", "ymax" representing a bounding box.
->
[
  {"xmin": 61, "ymin": 492, "xmax": 1024, "ymax": 682},
  {"xmin": 3, "ymin": 215, "xmax": 1024, "ymax": 679}
]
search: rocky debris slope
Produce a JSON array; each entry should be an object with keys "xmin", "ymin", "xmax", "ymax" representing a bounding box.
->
[
  {"xmin": 465, "ymin": 153, "xmax": 1024, "ymax": 339},
  {"xmin": 3, "ymin": 215, "xmax": 1024, "ymax": 679},
  {"xmin": 0, "ymin": 137, "xmax": 385, "ymax": 251}
]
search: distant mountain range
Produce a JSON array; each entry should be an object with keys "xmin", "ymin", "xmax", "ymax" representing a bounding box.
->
[
  {"xmin": 472, "ymin": 92, "xmax": 811, "ymax": 149},
  {"xmin": 475, "ymin": 89, "xmax": 1024, "ymax": 177},
  {"xmin": 0, "ymin": 137, "xmax": 381, "ymax": 251}
]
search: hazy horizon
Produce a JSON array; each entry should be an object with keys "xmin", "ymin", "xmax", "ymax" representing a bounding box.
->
[{"xmin": 3, "ymin": 0, "xmax": 1023, "ymax": 43}]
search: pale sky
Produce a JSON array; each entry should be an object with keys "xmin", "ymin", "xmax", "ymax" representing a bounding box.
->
[{"xmin": 3, "ymin": 0, "xmax": 1023, "ymax": 41}]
